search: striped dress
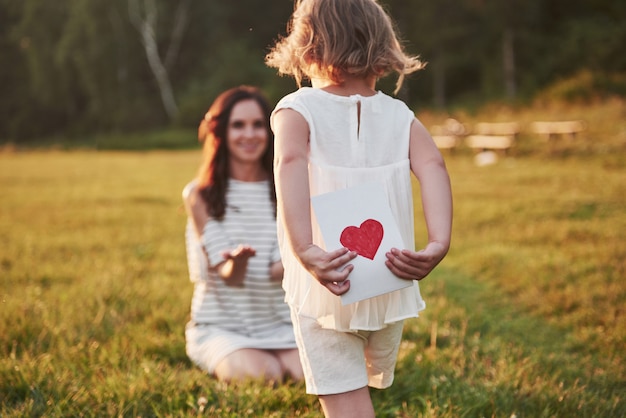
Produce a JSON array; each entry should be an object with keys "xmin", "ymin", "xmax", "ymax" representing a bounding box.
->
[{"xmin": 183, "ymin": 179, "xmax": 296, "ymax": 372}]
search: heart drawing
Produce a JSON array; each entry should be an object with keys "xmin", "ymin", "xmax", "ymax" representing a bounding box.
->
[{"xmin": 339, "ymin": 219, "xmax": 384, "ymax": 260}]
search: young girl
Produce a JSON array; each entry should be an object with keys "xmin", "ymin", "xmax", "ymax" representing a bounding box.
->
[
  {"xmin": 265, "ymin": 0, "xmax": 452, "ymax": 416},
  {"xmin": 182, "ymin": 86, "xmax": 303, "ymax": 383}
]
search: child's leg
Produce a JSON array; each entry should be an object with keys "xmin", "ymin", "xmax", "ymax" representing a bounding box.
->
[
  {"xmin": 319, "ymin": 386, "xmax": 375, "ymax": 418},
  {"xmin": 289, "ymin": 311, "xmax": 369, "ymax": 395},
  {"xmin": 364, "ymin": 320, "xmax": 405, "ymax": 389}
]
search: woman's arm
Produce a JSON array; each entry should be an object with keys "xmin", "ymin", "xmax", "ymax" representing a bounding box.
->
[
  {"xmin": 269, "ymin": 261, "xmax": 284, "ymax": 282},
  {"xmin": 385, "ymin": 119, "xmax": 452, "ymax": 281},
  {"xmin": 183, "ymin": 184, "xmax": 253, "ymax": 286},
  {"xmin": 272, "ymin": 108, "xmax": 356, "ymax": 295},
  {"xmin": 218, "ymin": 244, "xmax": 255, "ymax": 287},
  {"xmin": 182, "ymin": 182, "xmax": 209, "ymax": 237}
]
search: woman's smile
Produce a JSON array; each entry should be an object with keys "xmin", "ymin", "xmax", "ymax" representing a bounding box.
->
[{"xmin": 227, "ymin": 99, "xmax": 269, "ymax": 165}]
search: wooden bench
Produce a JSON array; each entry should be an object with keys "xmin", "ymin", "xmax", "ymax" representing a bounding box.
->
[
  {"xmin": 473, "ymin": 122, "xmax": 521, "ymax": 137},
  {"xmin": 530, "ymin": 120, "xmax": 586, "ymax": 141},
  {"xmin": 465, "ymin": 134, "xmax": 515, "ymax": 151},
  {"xmin": 465, "ymin": 121, "xmax": 520, "ymax": 153},
  {"xmin": 432, "ymin": 135, "xmax": 460, "ymax": 150},
  {"xmin": 430, "ymin": 118, "xmax": 466, "ymax": 151}
]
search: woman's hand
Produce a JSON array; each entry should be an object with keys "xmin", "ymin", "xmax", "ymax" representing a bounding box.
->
[
  {"xmin": 385, "ymin": 241, "xmax": 449, "ymax": 281},
  {"xmin": 218, "ymin": 244, "xmax": 256, "ymax": 287},
  {"xmin": 298, "ymin": 245, "xmax": 357, "ymax": 295}
]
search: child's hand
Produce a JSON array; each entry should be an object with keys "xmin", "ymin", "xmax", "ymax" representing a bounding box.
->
[
  {"xmin": 385, "ymin": 242, "xmax": 448, "ymax": 281},
  {"xmin": 299, "ymin": 245, "xmax": 356, "ymax": 295}
]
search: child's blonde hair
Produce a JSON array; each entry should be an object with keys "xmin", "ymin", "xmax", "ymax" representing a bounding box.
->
[{"xmin": 265, "ymin": 0, "xmax": 425, "ymax": 94}]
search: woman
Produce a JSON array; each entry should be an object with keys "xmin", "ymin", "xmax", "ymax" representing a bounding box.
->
[{"xmin": 182, "ymin": 86, "xmax": 303, "ymax": 383}]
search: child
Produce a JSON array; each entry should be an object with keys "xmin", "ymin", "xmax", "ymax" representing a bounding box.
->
[
  {"xmin": 183, "ymin": 86, "xmax": 303, "ymax": 383},
  {"xmin": 265, "ymin": 0, "xmax": 452, "ymax": 417}
]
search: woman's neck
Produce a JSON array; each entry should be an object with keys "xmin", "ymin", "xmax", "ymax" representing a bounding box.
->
[
  {"xmin": 312, "ymin": 75, "xmax": 377, "ymax": 97},
  {"xmin": 229, "ymin": 163, "xmax": 267, "ymax": 182}
]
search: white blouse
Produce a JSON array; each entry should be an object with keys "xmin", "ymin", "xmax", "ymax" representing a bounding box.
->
[{"xmin": 272, "ymin": 88, "xmax": 426, "ymax": 331}]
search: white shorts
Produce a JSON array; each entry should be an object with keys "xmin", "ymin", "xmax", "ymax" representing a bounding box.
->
[
  {"xmin": 185, "ymin": 322, "xmax": 297, "ymax": 374},
  {"xmin": 290, "ymin": 310, "xmax": 404, "ymax": 395}
]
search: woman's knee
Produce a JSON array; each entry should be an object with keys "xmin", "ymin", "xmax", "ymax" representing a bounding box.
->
[
  {"xmin": 214, "ymin": 349, "xmax": 283, "ymax": 382},
  {"xmin": 276, "ymin": 348, "xmax": 304, "ymax": 381}
]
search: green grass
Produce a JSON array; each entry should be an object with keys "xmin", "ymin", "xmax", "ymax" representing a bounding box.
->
[{"xmin": 1, "ymin": 102, "xmax": 625, "ymax": 416}]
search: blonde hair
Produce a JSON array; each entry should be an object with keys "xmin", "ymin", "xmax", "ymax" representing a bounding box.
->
[{"xmin": 265, "ymin": 0, "xmax": 425, "ymax": 94}]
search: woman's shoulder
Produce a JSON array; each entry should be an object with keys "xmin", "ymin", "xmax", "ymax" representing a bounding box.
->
[
  {"xmin": 182, "ymin": 180, "xmax": 198, "ymax": 202},
  {"xmin": 182, "ymin": 180, "xmax": 207, "ymax": 218},
  {"xmin": 183, "ymin": 180, "xmax": 212, "ymax": 233}
]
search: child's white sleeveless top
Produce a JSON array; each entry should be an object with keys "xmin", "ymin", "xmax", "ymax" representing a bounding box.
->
[{"xmin": 272, "ymin": 87, "xmax": 426, "ymax": 331}]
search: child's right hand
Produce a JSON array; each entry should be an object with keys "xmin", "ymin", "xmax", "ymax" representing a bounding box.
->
[
  {"xmin": 384, "ymin": 241, "xmax": 448, "ymax": 281},
  {"xmin": 298, "ymin": 245, "xmax": 356, "ymax": 296}
]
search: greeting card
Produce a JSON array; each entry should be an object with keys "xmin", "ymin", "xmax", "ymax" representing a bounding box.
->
[{"xmin": 311, "ymin": 182, "xmax": 413, "ymax": 305}]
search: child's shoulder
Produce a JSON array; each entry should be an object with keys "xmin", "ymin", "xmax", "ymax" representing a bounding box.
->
[
  {"xmin": 274, "ymin": 87, "xmax": 322, "ymax": 116},
  {"xmin": 278, "ymin": 87, "xmax": 316, "ymax": 103},
  {"xmin": 376, "ymin": 91, "xmax": 409, "ymax": 106},
  {"xmin": 279, "ymin": 87, "xmax": 400, "ymax": 104},
  {"xmin": 276, "ymin": 88, "xmax": 413, "ymax": 117},
  {"xmin": 373, "ymin": 92, "xmax": 414, "ymax": 117}
]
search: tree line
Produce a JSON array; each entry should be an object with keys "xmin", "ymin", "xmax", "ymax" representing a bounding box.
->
[{"xmin": 1, "ymin": 0, "xmax": 624, "ymax": 142}]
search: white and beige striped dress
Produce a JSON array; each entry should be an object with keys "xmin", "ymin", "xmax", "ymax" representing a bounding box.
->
[{"xmin": 183, "ymin": 179, "xmax": 296, "ymax": 373}]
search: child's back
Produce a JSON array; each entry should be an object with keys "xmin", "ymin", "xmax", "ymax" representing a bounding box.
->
[{"xmin": 273, "ymin": 85, "xmax": 426, "ymax": 331}]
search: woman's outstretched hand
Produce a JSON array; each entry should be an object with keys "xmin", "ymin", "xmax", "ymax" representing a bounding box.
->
[
  {"xmin": 219, "ymin": 244, "xmax": 256, "ymax": 287},
  {"xmin": 385, "ymin": 241, "xmax": 448, "ymax": 281},
  {"xmin": 298, "ymin": 245, "xmax": 357, "ymax": 295}
]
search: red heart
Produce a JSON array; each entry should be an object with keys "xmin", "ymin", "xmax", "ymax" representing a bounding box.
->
[{"xmin": 340, "ymin": 219, "xmax": 384, "ymax": 260}]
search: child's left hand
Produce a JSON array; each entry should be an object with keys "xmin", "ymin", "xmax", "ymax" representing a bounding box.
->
[{"xmin": 384, "ymin": 242, "xmax": 448, "ymax": 281}]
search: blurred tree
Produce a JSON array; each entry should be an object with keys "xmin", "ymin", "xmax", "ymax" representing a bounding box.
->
[
  {"xmin": 0, "ymin": 0, "xmax": 624, "ymax": 142},
  {"xmin": 388, "ymin": 0, "xmax": 478, "ymax": 107},
  {"xmin": 128, "ymin": 0, "xmax": 191, "ymax": 121},
  {"xmin": 6, "ymin": 1, "xmax": 76, "ymax": 139},
  {"xmin": 469, "ymin": 0, "xmax": 542, "ymax": 101},
  {"xmin": 0, "ymin": 0, "xmax": 32, "ymax": 139}
]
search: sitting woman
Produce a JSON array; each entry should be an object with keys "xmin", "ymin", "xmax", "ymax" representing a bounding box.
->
[{"xmin": 182, "ymin": 86, "xmax": 303, "ymax": 383}]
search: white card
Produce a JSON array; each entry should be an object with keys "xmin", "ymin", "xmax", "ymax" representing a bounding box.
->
[{"xmin": 311, "ymin": 182, "xmax": 413, "ymax": 305}]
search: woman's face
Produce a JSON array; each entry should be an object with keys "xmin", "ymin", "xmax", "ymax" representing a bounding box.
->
[{"xmin": 226, "ymin": 99, "xmax": 269, "ymax": 166}]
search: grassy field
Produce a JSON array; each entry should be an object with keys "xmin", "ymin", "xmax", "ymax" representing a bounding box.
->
[{"xmin": 1, "ymin": 100, "xmax": 625, "ymax": 417}]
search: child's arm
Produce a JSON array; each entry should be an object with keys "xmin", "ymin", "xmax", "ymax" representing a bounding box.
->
[
  {"xmin": 385, "ymin": 119, "xmax": 452, "ymax": 281},
  {"xmin": 183, "ymin": 184, "xmax": 253, "ymax": 287},
  {"xmin": 273, "ymin": 108, "xmax": 357, "ymax": 295}
]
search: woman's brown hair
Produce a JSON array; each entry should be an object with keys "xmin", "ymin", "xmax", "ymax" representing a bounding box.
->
[{"xmin": 197, "ymin": 86, "xmax": 275, "ymax": 220}]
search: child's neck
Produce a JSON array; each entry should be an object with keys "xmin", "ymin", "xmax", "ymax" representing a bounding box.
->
[{"xmin": 312, "ymin": 75, "xmax": 377, "ymax": 97}]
